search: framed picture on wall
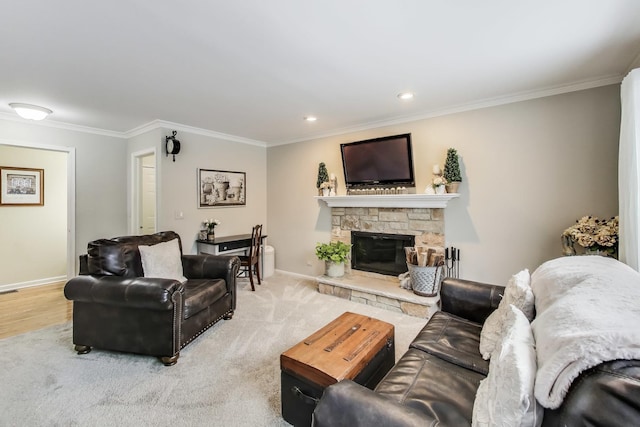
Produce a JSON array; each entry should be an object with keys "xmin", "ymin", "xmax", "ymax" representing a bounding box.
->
[
  {"xmin": 198, "ymin": 169, "xmax": 246, "ymax": 207},
  {"xmin": 0, "ymin": 166, "xmax": 44, "ymax": 206}
]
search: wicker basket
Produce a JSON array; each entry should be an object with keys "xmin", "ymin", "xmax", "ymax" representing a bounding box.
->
[{"xmin": 407, "ymin": 263, "xmax": 443, "ymax": 297}]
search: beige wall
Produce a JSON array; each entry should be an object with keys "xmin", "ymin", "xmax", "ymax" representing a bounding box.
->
[
  {"xmin": 267, "ymin": 85, "xmax": 621, "ymax": 284},
  {"xmin": 127, "ymin": 129, "xmax": 267, "ymax": 254},
  {"xmin": 0, "ymin": 146, "xmax": 67, "ymax": 286},
  {"xmin": 0, "ymin": 118, "xmax": 128, "ymax": 284}
]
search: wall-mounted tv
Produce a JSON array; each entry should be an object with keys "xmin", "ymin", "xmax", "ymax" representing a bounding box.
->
[{"xmin": 341, "ymin": 133, "xmax": 415, "ymax": 188}]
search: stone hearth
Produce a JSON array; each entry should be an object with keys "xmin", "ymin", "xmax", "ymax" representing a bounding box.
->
[{"xmin": 316, "ymin": 271, "xmax": 439, "ymax": 318}]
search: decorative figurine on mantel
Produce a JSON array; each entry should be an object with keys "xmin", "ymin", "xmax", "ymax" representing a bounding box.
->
[
  {"xmin": 425, "ymin": 164, "xmax": 446, "ymax": 194},
  {"xmin": 329, "ymin": 173, "xmax": 338, "ymax": 196}
]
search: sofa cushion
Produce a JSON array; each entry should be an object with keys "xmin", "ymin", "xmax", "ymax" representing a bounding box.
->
[
  {"xmin": 182, "ymin": 278, "xmax": 227, "ymax": 319},
  {"xmin": 472, "ymin": 304, "xmax": 543, "ymax": 427},
  {"xmin": 479, "ymin": 269, "xmax": 534, "ymax": 360},
  {"xmin": 375, "ymin": 348, "xmax": 485, "ymax": 425},
  {"xmin": 139, "ymin": 238, "xmax": 187, "ymax": 284},
  {"xmin": 410, "ymin": 311, "xmax": 489, "ymax": 376}
]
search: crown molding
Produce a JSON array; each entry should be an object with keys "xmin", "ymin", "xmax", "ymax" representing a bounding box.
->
[
  {"xmin": 272, "ymin": 74, "xmax": 624, "ymax": 147},
  {"xmin": 0, "ymin": 113, "xmax": 269, "ymax": 147},
  {"xmin": 1, "ymin": 73, "xmax": 624, "ymax": 147},
  {"xmin": 626, "ymin": 48, "xmax": 640, "ymax": 75},
  {"xmin": 0, "ymin": 112, "xmax": 124, "ymax": 138},
  {"xmin": 124, "ymin": 119, "xmax": 268, "ymax": 147}
]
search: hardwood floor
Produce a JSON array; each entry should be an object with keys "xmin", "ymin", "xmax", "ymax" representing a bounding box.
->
[{"xmin": 0, "ymin": 281, "xmax": 72, "ymax": 339}]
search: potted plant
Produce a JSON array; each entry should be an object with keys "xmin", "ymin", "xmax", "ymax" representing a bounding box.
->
[
  {"xmin": 203, "ymin": 218, "xmax": 220, "ymax": 241},
  {"xmin": 317, "ymin": 162, "xmax": 329, "ymax": 196},
  {"xmin": 315, "ymin": 241, "xmax": 352, "ymax": 277},
  {"xmin": 443, "ymin": 148, "xmax": 462, "ymax": 193}
]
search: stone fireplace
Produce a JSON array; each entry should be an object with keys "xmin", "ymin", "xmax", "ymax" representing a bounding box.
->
[
  {"xmin": 315, "ymin": 194, "xmax": 457, "ymax": 318},
  {"xmin": 331, "ymin": 206, "xmax": 445, "ymax": 269}
]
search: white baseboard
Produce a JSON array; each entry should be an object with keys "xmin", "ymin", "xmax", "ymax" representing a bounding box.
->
[{"xmin": 0, "ymin": 276, "xmax": 67, "ymax": 293}]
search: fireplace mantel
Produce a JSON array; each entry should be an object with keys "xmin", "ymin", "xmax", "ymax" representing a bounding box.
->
[{"xmin": 315, "ymin": 193, "xmax": 459, "ymax": 209}]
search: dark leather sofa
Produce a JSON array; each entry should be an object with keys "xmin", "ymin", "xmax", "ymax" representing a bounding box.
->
[
  {"xmin": 313, "ymin": 278, "xmax": 640, "ymax": 426},
  {"xmin": 64, "ymin": 231, "xmax": 239, "ymax": 366}
]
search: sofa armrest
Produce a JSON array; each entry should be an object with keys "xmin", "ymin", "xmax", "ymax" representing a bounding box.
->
[
  {"xmin": 312, "ymin": 380, "xmax": 432, "ymax": 427},
  {"xmin": 64, "ymin": 275, "xmax": 184, "ymax": 310},
  {"xmin": 440, "ymin": 278, "xmax": 504, "ymax": 324},
  {"xmin": 543, "ymin": 360, "xmax": 640, "ymax": 426}
]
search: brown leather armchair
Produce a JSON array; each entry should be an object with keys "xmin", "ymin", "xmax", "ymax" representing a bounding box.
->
[{"xmin": 64, "ymin": 231, "xmax": 239, "ymax": 366}]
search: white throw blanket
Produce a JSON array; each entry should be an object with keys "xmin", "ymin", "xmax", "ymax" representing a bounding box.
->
[{"xmin": 531, "ymin": 256, "xmax": 640, "ymax": 409}]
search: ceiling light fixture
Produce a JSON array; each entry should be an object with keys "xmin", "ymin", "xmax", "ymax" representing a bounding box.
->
[
  {"xmin": 397, "ymin": 92, "xmax": 414, "ymax": 100},
  {"xmin": 304, "ymin": 116, "xmax": 317, "ymax": 122},
  {"xmin": 9, "ymin": 103, "xmax": 53, "ymax": 121}
]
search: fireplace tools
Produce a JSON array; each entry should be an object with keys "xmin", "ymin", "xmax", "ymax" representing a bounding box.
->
[{"xmin": 445, "ymin": 247, "xmax": 460, "ymax": 278}]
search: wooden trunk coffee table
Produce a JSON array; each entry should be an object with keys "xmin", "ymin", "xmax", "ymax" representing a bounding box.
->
[{"xmin": 280, "ymin": 311, "xmax": 395, "ymax": 427}]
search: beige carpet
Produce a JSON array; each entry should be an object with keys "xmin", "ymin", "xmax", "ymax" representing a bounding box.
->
[{"xmin": 0, "ymin": 273, "xmax": 427, "ymax": 427}]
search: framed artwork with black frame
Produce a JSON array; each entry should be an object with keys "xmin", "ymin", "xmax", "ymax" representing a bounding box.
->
[
  {"xmin": 198, "ymin": 168, "xmax": 246, "ymax": 207},
  {"xmin": 0, "ymin": 166, "xmax": 44, "ymax": 206}
]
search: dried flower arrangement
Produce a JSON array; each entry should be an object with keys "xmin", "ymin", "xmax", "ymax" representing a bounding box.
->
[{"xmin": 562, "ymin": 215, "xmax": 618, "ymax": 256}]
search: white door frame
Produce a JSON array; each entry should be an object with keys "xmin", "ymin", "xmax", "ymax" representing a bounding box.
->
[
  {"xmin": 0, "ymin": 139, "xmax": 76, "ymax": 280},
  {"xmin": 130, "ymin": 147, "xmax": 158, "ymax": 235}
]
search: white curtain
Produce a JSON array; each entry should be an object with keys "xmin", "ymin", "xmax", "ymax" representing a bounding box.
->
[{"xmin": 619, "ymin": 68, "xmax": 640, "ymax": 270}]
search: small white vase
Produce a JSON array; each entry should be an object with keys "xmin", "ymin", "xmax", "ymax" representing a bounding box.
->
[
  {"xmin": 322, "ymin": 188, "xmax": 330, "ymax": 197},
  {"xmin": 435, "ymin": 185, "xmax": 446, "ymax": 194},
  {"xmin": 325, "ymin": 261, "xmax": 345, "ymax": 277}
]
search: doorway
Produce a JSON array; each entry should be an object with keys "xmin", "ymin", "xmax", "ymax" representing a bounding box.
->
[
  {"xmin": 132, "ymin": 149, "xmax": 157, "ymax": 235},
  {"xmin": 0, "ymin": 141, "xmax": 75, "ymax": 287}
]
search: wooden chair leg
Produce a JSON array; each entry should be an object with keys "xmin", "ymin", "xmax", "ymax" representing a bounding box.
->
[
  {"xmin": 256, "ymin": 262, "xmax": 262, "ymax": 284},
  {"xmin": 248, "ymin": 267, "xmax": 255, "ymax": 291}
]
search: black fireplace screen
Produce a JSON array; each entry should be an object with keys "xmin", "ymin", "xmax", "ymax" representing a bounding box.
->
[{"xmin": 351, "ymin": 231, "xmax": 415, "ymax": 276}]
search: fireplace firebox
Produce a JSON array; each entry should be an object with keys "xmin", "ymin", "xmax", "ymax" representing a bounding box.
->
[{"xmin": 351, "ymin": 231, "xmax": 415, "ymax": 276}]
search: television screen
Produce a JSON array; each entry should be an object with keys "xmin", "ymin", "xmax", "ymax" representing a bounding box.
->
[{"xmin": 341, "ymin": 133, "xmax": 415, "ymax": 188}]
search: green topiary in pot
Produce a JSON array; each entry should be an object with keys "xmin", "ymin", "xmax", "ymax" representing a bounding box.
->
[
  {"xmin": 317, "ymin": 162, "xmax": 329, "ymax": 195},
  {"xmin": 443, "ymin": 148, "xmax": 462, "ymax": 193}
]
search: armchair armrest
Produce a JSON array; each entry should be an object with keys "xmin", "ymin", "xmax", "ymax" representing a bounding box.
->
[
  {"xmin": 440, "ymin": 278, "xmax": 504, "ymax": 324},
  {"xmin": 182, "ymin": 254, "xmax": 240, "ymax": 294},
  {"xmin": 64, "ymin": 275, "xmax": 184, "ymax": 310},
  {"xmin": 313, "ymin": 380, "xmax": 431, "ymax": 427}
]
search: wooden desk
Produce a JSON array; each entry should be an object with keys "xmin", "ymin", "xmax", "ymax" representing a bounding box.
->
[
  {"xmin": 197, "ymin": 234, "xmax": 268, "ymax": 274},
  {"xmin": 196, "ymin": 233, "xmax": 267, "ymax": 256}
]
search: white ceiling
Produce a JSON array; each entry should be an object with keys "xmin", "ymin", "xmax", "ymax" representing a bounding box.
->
[{"xmin": 1, "ymin": 1, "xmax": 639, "ymax": 146}]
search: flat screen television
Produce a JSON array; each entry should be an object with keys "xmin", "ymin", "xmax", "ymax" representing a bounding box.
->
[{"xmin": 340, "ymin": 133, "xmax": 415, "ymax": 188}]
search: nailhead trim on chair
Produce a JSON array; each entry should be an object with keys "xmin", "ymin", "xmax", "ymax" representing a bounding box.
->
[{"xmin": 180, "ymin": 306, "xmax": 234, "ymax": 349}]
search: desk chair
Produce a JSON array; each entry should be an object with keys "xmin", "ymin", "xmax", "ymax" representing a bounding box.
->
[{"xmin": 239, "ymin": 224, "xmax": 262, "ymax": 291}]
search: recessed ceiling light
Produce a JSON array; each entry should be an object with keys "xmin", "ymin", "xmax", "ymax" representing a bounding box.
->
[
  {"xmin": 304, "ymin": 116, "xmax": 317, "ymax": 122},
  {"xmin": 397, "ymin": 92, "xmax": 414, "ymax": 100},
  {"xmin": 9, "ymin": 103, "xmax": 53, "ymax": 120}
]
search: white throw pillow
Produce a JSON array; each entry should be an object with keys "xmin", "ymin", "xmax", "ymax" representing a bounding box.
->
[
  {"xmin": 479, "ymin": 269, "xmax": 533, "ymax": 359},
  {"xmin": 138, "ymin": 238, "xmax": 187, "ymax": 284},
  {"xmin": 472, "ymin": 305, "xmax": 543, "ymax": 427},
  {"xmin": 503, "ymin": 269, "xmax": 535, "ymax": 321}
]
